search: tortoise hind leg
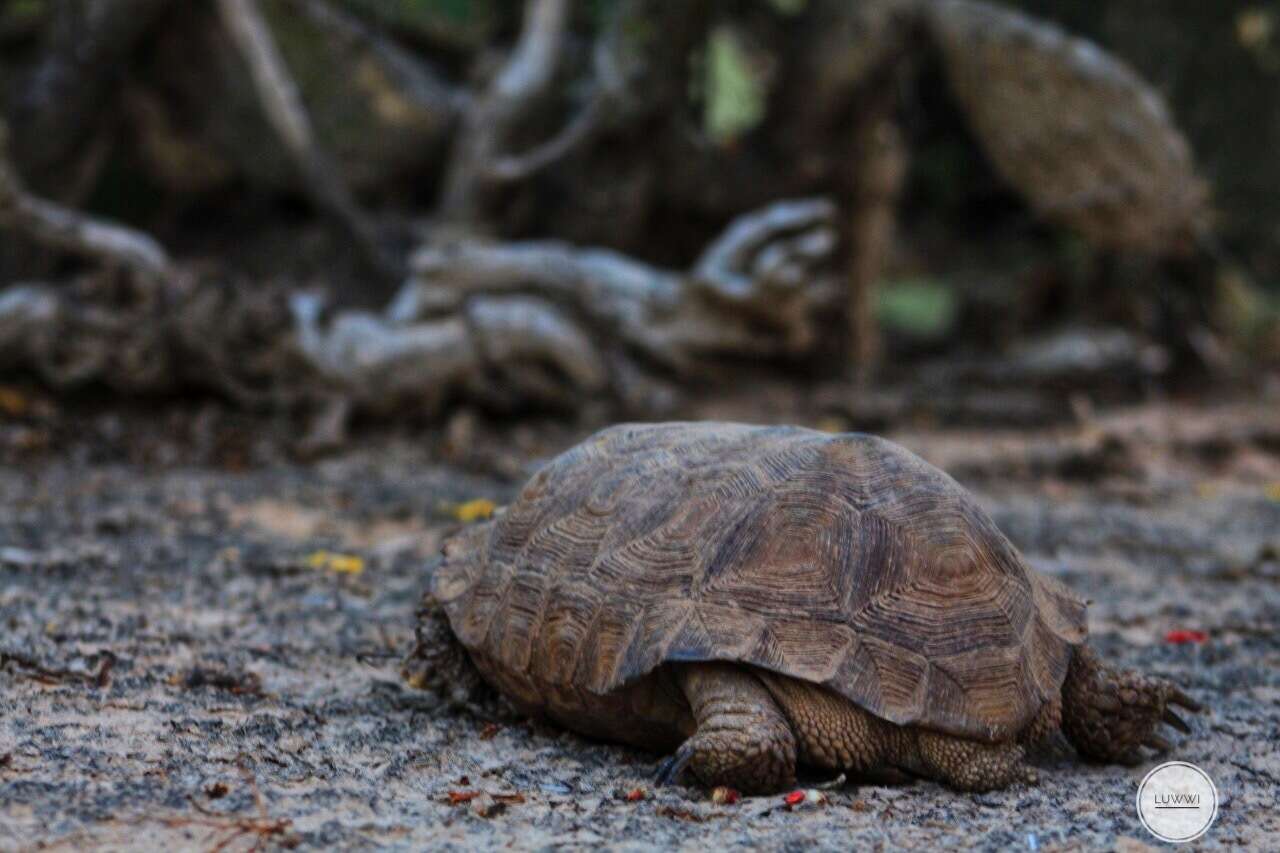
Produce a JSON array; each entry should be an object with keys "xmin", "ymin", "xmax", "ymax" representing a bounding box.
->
[
  {"xmin": 1061, "ymin": 645, "xmax": 1201, "ymax": 765},
  {"xmin": 758, "ymin": 672, "xmax": 1032, "ymax": 791},
  {"xmin": 656, "ymin": 663, "xmax": 797, "ymax": 794},
  {"xmin": 905, "ymin": 732, "xmax": 1037, "ymax": 792},
  {"xmin": 756, "ymin": 671, "xmax": 904, "ymax": 783},
  {"xmin": 402, "ymin": 593, "xmax": 490, "ymax": 710}
]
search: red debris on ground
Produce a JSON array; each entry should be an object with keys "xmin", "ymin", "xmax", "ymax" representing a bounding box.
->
[{"xmin": 711, "ymin": 786, "xmax": 741, "ymax": 805}]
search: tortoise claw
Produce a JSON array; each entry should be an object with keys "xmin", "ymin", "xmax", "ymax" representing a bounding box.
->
[
  {"xmin": 1163, "ymin": 709, "xmax": 1191, "ymax": 734},
  {"xmin": 1169, "ymin": 688, "xmax": 1202, "ymax": 713},
  {"xmin": 655, "ymin": 746, "xmax": 693, "ymax": 787},
  {"xmin": 1064, "ymin": 648, "xmax": 1203, "ymax": 765}
]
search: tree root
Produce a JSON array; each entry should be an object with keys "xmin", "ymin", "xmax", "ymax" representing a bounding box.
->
[
  {"xmin": 0, "ymin": 120, "xmax": 172, "ymax": 281},
  {"xmin": 0, "ymin": 0, "xmax": 1223, "ymax": 424},
  {"xmin": 0, "ymin": 198, "xmax": 839, "ymax": 421}
]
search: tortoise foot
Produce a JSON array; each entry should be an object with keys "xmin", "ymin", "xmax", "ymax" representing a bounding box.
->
[
  {"xmin": 1061, "ymin": 645, "xmax": 1202, "ymax": 765},
  {"xmin": 909, "ymin": 732, "xmax": 1036, "ymax": 792},
  {"xmin": 664, "ymin": 664, "xmax": 798, "ymax": 794}
]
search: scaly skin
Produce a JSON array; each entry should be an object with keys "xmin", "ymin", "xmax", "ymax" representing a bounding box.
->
[
  {"xmin": 655, "ymin": 648, "xmax": 1199, "ymax": 793},
  {"xmin": 401, "ymin": 593, "xmax": 492, "ymax": 710},
  {"xmin": 759, "ymin": 670, "xmax": 1037, "ymax": 792},
  {"xmin": 406, "ymin": 619, "xmax": 1200, "ymax": 793},
  {"xmin": 1061, "ymin": 645, "xmax": 1201, "ymax": 765},
  {"xmin": 656, "ymin": 664, "xmax": 797, "ymax": 794},
  {"xmin": 658, "ymin": 664, "xmax": 1033, "ymax": 793}
]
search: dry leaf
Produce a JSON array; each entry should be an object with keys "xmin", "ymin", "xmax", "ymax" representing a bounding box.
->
[
  {"xmin": 445, "ymin": 498, "xmax": 498, "ymax": 523},
  {"xmin": 305, "ymin": 551, "xmax": 364, "ymax": 574}
]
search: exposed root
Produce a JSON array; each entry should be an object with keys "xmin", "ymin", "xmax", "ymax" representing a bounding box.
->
[
  {"xmin": 0, "ymin": 120, "xmax": 172, "ymax": 281},
  {"xmin": 0, "ymin": 196, "xmax": 843, "ymax": 417}
]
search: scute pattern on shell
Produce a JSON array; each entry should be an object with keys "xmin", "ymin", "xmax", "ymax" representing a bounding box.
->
[{"xmin": 434, "ymin": 422, "xmax": 1087, "ymax": 741}]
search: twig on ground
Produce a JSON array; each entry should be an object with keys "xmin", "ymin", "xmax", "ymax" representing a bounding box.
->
[
  {"xmin": 156, "ymin": 767, "xmax": 293, "ymax": 851},
  {"xmin": 693, "ymin": 198, "xmax": 838, "ymax": 307},
  {"xmin": 0, "ymin": 649, "xmax": 115, "ymax": 687}
]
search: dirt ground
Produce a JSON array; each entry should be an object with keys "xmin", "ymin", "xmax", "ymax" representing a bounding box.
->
[{"xmin": 1, "ymin": 392, "xmax": 1278, "ymax": 851}]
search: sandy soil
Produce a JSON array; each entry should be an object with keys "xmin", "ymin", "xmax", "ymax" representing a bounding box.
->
[{"xmin": 1, "ymin": 398, "xmax": 1278, "ymax": 851}]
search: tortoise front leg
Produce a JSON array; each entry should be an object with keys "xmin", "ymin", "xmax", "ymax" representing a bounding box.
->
[
  {"xmin": 401, "ymin": 593, "xmax": 490, "ymax": 709},
  {"xmin": 656, "ymin": 663, "xmax": 798, "ymax": 794}
]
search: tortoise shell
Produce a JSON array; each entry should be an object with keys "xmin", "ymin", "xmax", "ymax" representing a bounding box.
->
[{"xmin": 433, "ymin": 422, "xmax": 1087, "ymax": 741}]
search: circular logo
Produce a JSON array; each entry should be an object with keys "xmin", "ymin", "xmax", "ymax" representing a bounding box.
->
[{"xmin": 1136, "ymin": 761, "xmax": 1218, "ymax": 843}]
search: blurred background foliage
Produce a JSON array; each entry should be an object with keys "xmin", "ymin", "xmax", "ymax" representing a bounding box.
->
[
  {"xmin": 297, "ymin": 0, "xmax": 1280, "ymax": 296},
  {"xmin": 1, "ymin": 0, "xmax": 1277, "ymax": 419}
]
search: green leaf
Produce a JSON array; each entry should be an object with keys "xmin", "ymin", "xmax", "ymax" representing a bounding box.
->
[
  {"xmin": 7, "ymin": 0, "xmax": 45, "ymax": 19},
  {"xmin": 704, "ymin": 26, "xmax": 766, "ymax": 144},
  {"xmin": 876, "ymin": 278, "xmax": 959, "ymax": 341}
]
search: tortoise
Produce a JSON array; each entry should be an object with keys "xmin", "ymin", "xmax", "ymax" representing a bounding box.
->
[{"xmin": 404, "ymin": 422, "xmax": 1200, "ymax": 793}]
